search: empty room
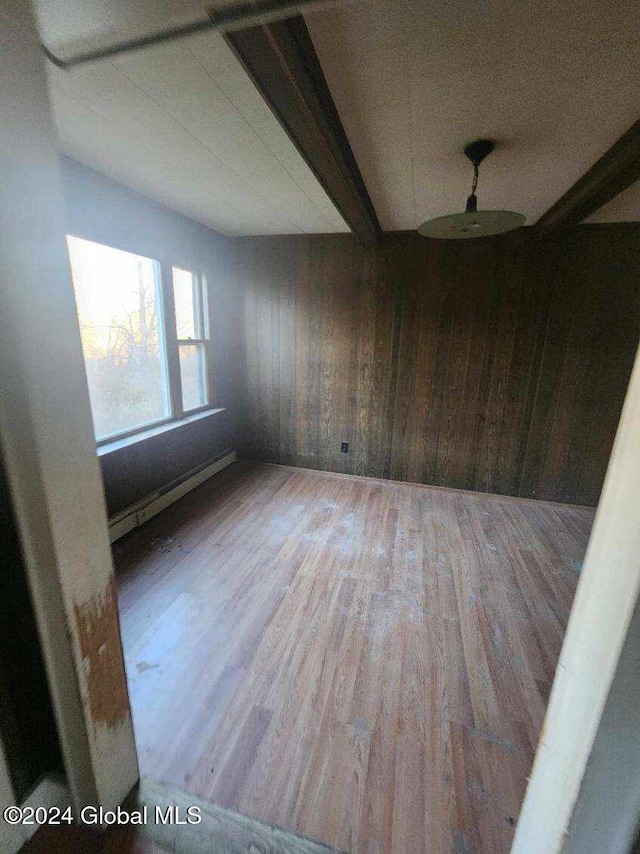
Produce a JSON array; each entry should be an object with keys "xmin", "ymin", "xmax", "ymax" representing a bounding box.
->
[{"xmin": 1, "ymin": 1, "xmax": 640, "ymax": 853}]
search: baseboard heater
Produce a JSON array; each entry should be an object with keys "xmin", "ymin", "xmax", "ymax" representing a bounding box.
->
[{"xmin": 108, "ymin": 450, "xmax": 236, "ymax": 543}]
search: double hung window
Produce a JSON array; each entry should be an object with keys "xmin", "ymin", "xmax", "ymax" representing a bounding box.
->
[{"xmin": 67, "ymin": 236, "xmax": 212, "ymax": 443}]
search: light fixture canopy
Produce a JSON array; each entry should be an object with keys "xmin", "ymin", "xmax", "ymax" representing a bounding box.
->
[{"xmin": 418, "ymin": 139, "xmax": 525, "ymax": 239}]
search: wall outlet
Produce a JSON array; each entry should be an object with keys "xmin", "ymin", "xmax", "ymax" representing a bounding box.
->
[{"xmin": 341, "ymin": 442, "xmax": 349, "ymax": 453}]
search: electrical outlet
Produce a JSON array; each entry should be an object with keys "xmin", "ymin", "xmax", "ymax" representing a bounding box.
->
[{"xmin": 341, "ymin": 442, "xmax": 349, "ymax": 453}]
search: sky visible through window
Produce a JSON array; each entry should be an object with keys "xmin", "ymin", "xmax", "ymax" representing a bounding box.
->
[
  {"xmin": 173, "ymin": 267, "xmax": 197, "ymax": 339},
  {"xmin": 173, "ymin": 266, "xmax": 208, "ymax": 411},
  {"xmin": 67, "ymin": 236, "xmax": 169, "ymax": 440}
]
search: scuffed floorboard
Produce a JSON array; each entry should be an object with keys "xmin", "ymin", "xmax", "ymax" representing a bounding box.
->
[{"xmin": 114, "ymin": 460, "xmax": 595, "ymax": 853}]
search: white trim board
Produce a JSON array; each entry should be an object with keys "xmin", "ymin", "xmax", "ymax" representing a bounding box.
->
[
  {"xmin": 108, "ymin": 451, "xmax": 236, "ymax": 543},
  {"xmin": 0, "ymin": 2, "xmax": 138, "ymax": 815},
  {"xmin": 512, "ymin": 343, "xmax": 640, "ymax": 852}
]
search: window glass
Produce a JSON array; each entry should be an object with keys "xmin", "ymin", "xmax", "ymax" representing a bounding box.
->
[
  {"xmin": 67, "ymin": 236, "xmax": 169, "ymax": 440},
  {"xmin": 173, "ymin": 267, "xmax": 197, "ymax": 339},
  {"xmin": 179, "ymin": 344, "xmax": 207, "ymax": 411}
]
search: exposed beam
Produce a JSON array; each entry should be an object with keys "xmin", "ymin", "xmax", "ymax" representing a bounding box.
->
[
  {"xmin": 225, "ymin": 16, "xmax": 382, "ymax": 245},
  {"xmin": 534, "ymin": 118, "xmax": 640, "ymax": 240},
  {"xmin": 41, "ymin": 0, "xmax": 343, "ymax": 69}
]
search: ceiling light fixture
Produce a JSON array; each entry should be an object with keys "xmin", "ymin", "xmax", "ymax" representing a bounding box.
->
[{"xmin": 418, "ymin": 139, "xmax": 526, "ymax": 239}]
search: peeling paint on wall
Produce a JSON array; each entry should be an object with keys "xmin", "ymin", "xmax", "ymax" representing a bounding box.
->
[{"xmin": 74, "ymin": 577, "xmax": 130, "ymax": 729}]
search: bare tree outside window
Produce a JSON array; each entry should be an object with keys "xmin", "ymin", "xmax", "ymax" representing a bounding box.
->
[{"xmin": 68, "ymin": 236, "xmax": 170, "ymax": 440}]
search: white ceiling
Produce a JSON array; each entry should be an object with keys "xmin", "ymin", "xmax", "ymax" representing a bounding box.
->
[
  {"xmin": 36, "ymin": 2, "xmax": 349, "ymax": 236},
  {"xmin": 306, "ymin": 0, "xmax": 640, "ymax": 230},
  {"xmin": 35, "ymin": 0, "xmax": 639, "ymax": 235}
]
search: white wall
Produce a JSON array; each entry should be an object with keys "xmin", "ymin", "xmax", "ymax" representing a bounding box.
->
[{"xmin": 60, "ymin": 157, "xmax": 242, "ymax": 515}]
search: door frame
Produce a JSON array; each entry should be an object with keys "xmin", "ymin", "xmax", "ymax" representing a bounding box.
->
[
  {"xmin": 0, "ymin": 0, "xmax": 138, "ymax": 820},
  {"xmin": 513, "ymin": 342, "xmax": 640, "ymax": 851}
]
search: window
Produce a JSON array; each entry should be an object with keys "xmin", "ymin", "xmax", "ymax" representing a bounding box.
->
[
  {"xmin": 67, "ymin": 237, "xmax": 212, "ymax": 443},
  {"xmin": 172, "ymin": 267, "xmax": 210, "ymax": 412},
  {"xmin": 68, "ymin": 237, "xmax": 170, "ymax": 441}
]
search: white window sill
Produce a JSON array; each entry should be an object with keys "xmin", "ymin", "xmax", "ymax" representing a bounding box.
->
[{"xmin": 97, "ymin": 408, "xmax": 225, "ymax": 457}]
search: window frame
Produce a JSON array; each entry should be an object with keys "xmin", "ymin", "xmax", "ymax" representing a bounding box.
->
[
  {"xmin": 164, "ymin": 264, "xmax": 213, "ymax": 418},
  {"xmin": 67, "ymin": 234, "xmax": 215, "ymax": 448}
]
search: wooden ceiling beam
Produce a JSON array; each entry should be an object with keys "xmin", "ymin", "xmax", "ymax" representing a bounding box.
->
[
  {"xmin": 533, "ymin": 118, "xmax": 640, "ymax": 240},
  {"xmin": 225, "ymin": 15, "xmax": 381, "ymax": 245}
]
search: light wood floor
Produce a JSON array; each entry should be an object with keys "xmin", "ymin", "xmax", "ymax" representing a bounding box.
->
[
  {"xmin": 114, "ymin": 461, "xmax": 594, "ymax": 854},
  {"xmin": 23, "ymin": 778, "xmax": 332, "ymax": 853}
]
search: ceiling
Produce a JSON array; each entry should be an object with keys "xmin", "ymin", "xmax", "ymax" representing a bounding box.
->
[
  {"xmin": 586, "ymin": 180, "xmax": 640, "ymax": 223},
  {"xmin": 306, "ymin": 0, "xmax": 640, "ymax": 230},
  {"xmin": 35, "ymin": 0, "xmax": 639, "ymax": 235},
  {"xmin": 36, "ymin": 2, "xmax": 349, "ymax": 236}
]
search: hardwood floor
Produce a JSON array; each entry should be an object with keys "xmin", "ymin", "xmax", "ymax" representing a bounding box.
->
[
  {"xmin": 22, "ymin": 778, "xmax": 333, "ymax": 853},
  {"xmin": 114, "ymin": 461, "xmax": 594, "ymax": 854}
]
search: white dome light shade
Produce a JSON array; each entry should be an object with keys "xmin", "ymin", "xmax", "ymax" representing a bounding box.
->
[
  {"xmin": 418, "ymin": 209, "xmax": 526, "ymax": 239},
  {"xmin": 418, "ymin": 139, "xmax": 526, "ymax": 240}
]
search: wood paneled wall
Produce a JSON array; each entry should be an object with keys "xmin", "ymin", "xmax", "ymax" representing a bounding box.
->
[{"xmin": 233, "ymin": 226, "xmax": 640, "ymax": 506}]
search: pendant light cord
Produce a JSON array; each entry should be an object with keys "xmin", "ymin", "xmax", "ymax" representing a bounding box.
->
[
  {"xmin": 471, "ymin": 161, "xmax": 479, "ymax": 195},
  {"xmin": 466, "ymin": 160, "xmax": 480, "ymax": 213},
  {"xmin": 463, "ymin": 140, "xmax": 493, "ymax": 214}
]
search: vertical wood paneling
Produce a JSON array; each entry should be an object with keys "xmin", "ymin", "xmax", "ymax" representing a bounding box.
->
[
  {"xmin": 293, "ymin": 240, "xmax": 311, "ymax": 468},
  {"xmin": 235, "ymin": 226, "xmax": 640, "ymax": 506}
]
